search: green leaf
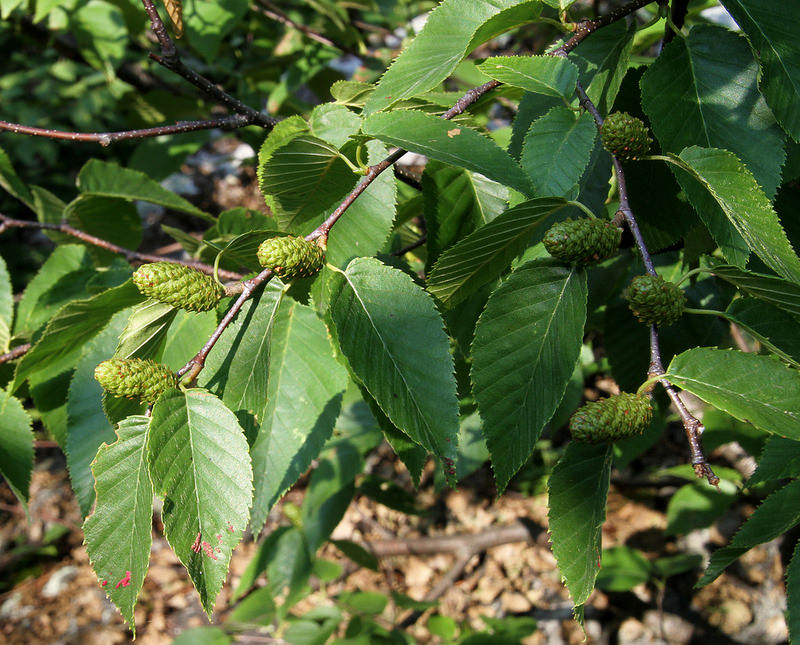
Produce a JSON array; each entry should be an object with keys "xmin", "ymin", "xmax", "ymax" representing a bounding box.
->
[
  {"xmin": 665, "ymin": 479, "xmax": 738, "ymax": 536},
  {"xmin": 571, "ymin": 19, "xmax": 635, "ymax": 115},
  {"xmin": 67, "ymin": 309, "xmax": 132, "ymax": 517},
  {"xmin": 83, "ymin": 415, "xmax": 153, "ymax": 634},
  {"xmin": 328, "ymin": 258, "xmax": 459, "ymax": 482},
  {"xmin": 725, "ymin": 297, "xmax": 800, "ymax": 366},
  {"xmin": 788, "ymin": 540, "xmax": 800, "ymax": 643},
  {"xmin": 477, "ymin": 55, "xmax": 578, "ymax": 100},
  {"xmin": 595, "ymin": 546, "xmax": 651, "ymax": 592},
  {"xmin": 184, "ymin": 0, "xmax": 248, "ymax": 62},
  {"xmin": 171, "ymin": 627, "xmax": 231, "ymax": 645},
  {"xmin": 73, "ymin": 0, "xmax": 127, "ymax": 69},
  {"xmin": 668, "ymin": 147, "xmax": 800, "ymax": 283},
  {"xmin": 426, "ymin": 197, "xmax": 570, "ymax": 308},
  {"xmin": 13, "ymin": 280, "xmax": 145, "ymax": 391},
  {"xmin": 0, "ymin": 145, "xmax": 33, "ymax": 207},
  {"xmin": 326, "ymin": 140, "xmax": 397, "ymax": 269},
  {"xmin": 664, "ymin": 348, "xmax": 800, "ymax": 439},
  {"xmin": 697, "ymin": 479, "xmax": 800, "ymax": 586},
  {"xmin": 520, "ymin": 107, "xmax": 596, "ymax": 198},
  {"xmin": 257, "ymin": 135, "xmax": 356, "ymax": 232},
  {"xmin": 709, "ymin": 264, "xmax": 800, "ymax": 320},
  {"xmin": 77, "ymin": 159, "xmax": 212, "ymax": 221},
  {"xmin": 422, "ymin": 161, "xmax": 509, "ymax": 268},
  {"xmin": 14, "ymin": 245, "xmax": 94, "ymax": 336},
  {"xmin": 249, "ymin": 298, "xmax": 347, "ymax": 535},
  {"xmin": 113, "ymin": 299, "xmax": 178, "ymax": 360},
  {"xmin": 641, "ymin": 25, "xmax": 785, "ymax": 198},
  {"xmin": 200, "ymin": 281, "xmax": 284, "ymax": 438},
  {"xmin": 720, "ymin": 0, "xmax": 800, "ymax": 141},
  {"xmin": 0, "ymin": 389, "xmax": 34, "ymax": 508},
  {"xmin": 148, "ymin": 389, "xmax": 253, "ymax": 615},
  {"xmin": 302, "ymin": 443, "xmax": 361, "ymax": 554},
  {"xmin": 64, "ymin": 196, "xmax": 141, "ymax": 264},
  {"xmin": 472, "ymin": 260, "xmax": 587, "ymax": 492},
  {"xmin": 0, "ymin": 255, "xmax": 13, "ymax": 352},
  {"xmin": 363, "ymin": 110, "xmax": 534, "ymax": 196},
  {"xmin": 310, "ymin": 103, "xmax": 363, "ymax": 148},
  {"xmin": 160, "ymin": 309, "xmax": 219, "ymax": 372},
  {"xmin": 363, "ymin": 0, "xmax": 537, "ymax": 114},
  {"xmin": 748, "ymin": 437, "xmax": 800, "ymax": 486},
  {"xmin": 547, "ymin": 442, "xmax": 613, "ymax": 608}
]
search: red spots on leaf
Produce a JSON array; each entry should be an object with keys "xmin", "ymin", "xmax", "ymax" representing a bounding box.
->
[
  {"xmin": 216, "ymin": 534, "xmax": 223, "ymax": 544},
  {"xmin": 201, "ymin": 541, "xmax": 218, "ymax": 560},
  {"xmin": 227, "ymin": 522, "xmax": 235, "ymax": 533},
  {"xmin": 115, "ymin": 571, "xmax": 131, "ymax": 588},
  {"xmin": 191, "ymin": 532, "xmax": 202, "ymax": 553},
  {"xmin": 215, "ymin": 547, "xmax": 221, "ymax": 554},
  {"xmin": 101, "ymin": 580, "xmax": 108, "ymax": 587}
]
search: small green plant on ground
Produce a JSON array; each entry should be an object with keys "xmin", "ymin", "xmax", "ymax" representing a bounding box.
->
[{"xmin": 1, "ymin": 0, "xmax": 800, "ymax": 641}]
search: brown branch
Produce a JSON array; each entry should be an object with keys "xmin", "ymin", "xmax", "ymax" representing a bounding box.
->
[
  {"xmin": 552, "ymin": 0, "xmax": 656, "ymax": 56},
  {"xmin": 575, "ymin": 82, "xmax": 718, "ymax": 487},
  {"xmin": 140, "ymin": 0, "xmax": 278, "ymax": 130},
  {"xmin": 0, "ymin": 214, "xmax": 243, "ymax": 281},
  {"xmin": 0, "ymin": 343, "xmax": 31, "ymax": 364},
  {"xmin": 0, "ymin": 114, "xmax": 252, "ymax": 146},
  {"xmin": 255, "ymin": 0, "xmax": 353, "ymax": 53},
  {"xmin": 392, "ymin": 235, "xmax": 427, "ymax": 257}
]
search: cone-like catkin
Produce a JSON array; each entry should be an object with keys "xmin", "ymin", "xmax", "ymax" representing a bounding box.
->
[
  {"xmin": 133, "ymin": 263, "xmax": 223, "ymax": 312},
  {"xmin": 543, "ymin": 218, "xmax": 622, "ymax": 265},
  {"xmin": 569, "ymin": 393, "xmax": 653, "ymax": 444},
  {"xmin": 601, "ymin": 112, "xmax": 652, "ymax": 162},
  {"xmin": 627, "ymin": 274, "xmax": 686, "ymax": 327},
  {"xmin": 256, "ymin": 235, "xmax": 325, "ymax": 279},
  {"xmin": 94, "ymin": 358, "xmax": 178, "ymax": 403}
]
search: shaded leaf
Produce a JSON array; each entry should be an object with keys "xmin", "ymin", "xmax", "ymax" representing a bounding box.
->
[
  {"xmin": 472, "ymin": 260, "xmax": 586, "ymax": 492},
  {"xmin": 710, "ymin": 264, "xmax": 800, "ymax": 320},
  {"xmin": 697, "ymin": 479, "xmax": 800, "ymax": 586},
  {"xmin": 725, "ymin": 297, "xmax": 800, "ymax": 366},
  {"xmin": 548, "ymin": 443, "xmax": 613, "ymax": 608},
  {"xmin": 748, "ymin": 437, "xmax": 800, "ymax": 486},
  {"xmin": 520, "ymin": 107, "xmax": 596, "ymax": 198},
  {"xmin": 328, "ymin": 258, "xmax": 459, "ymax": 482},
  {"xmin": 0, "ymin": 390, "xmax": 34, "ymax": 508},
  {"xmin": 427, "ymin": 197, "xmax": 570, "ymax": 308},
  {"xmin": 641, "ymin": 25, "xmax": 785, "ymax": 198},
  {"xmin": 67, "ymin": 309, "xmax": 132, "ymax": 516},
  {"xmin": 720, "ymin": 0, "xmax": 800, "ymax": 141}
]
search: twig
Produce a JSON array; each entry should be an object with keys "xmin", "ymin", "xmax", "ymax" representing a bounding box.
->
[
  {"xmin": 394, "ymin": 166, "xmax": 423, "ymax": 191},
  {"xmin": 663, "ymin": 0, "xmax": 689, "ymax": 44},
  {"xmin": 255, "ymin": 0, "xmax": 353, "ymax": 53},
  {"xmin": 575, "ymin": 82, "xmax": 718, "ymax": 487},
  {"xmin": 0, "ymin": 114, "xmax": 252, "ymax": 146},
  {"xmin": 392, "ymin": 235, "xmax": 427, "ymax": 256},
  {"xmin": 552, "ymin": 0, "xmax": 656, "ymax": 56},
  {"xmin": 140, "ymin": 0, "xmax": 278, "ymax": 129},
  {"xmin": 0, "ymin": 214, "xmax": 243, "ymax": 281},
  {"xmin": 0, "ymin": 343, "xmax": 31, "ymax": 364},
  {"xmin": 177, "ymin": 267, "xmax": 274, "ymax": 382}
]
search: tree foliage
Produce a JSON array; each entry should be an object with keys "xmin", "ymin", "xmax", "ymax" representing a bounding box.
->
[{"xmin": 2, "ymin": 0, "xmax": 800, "ymax": 641}]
